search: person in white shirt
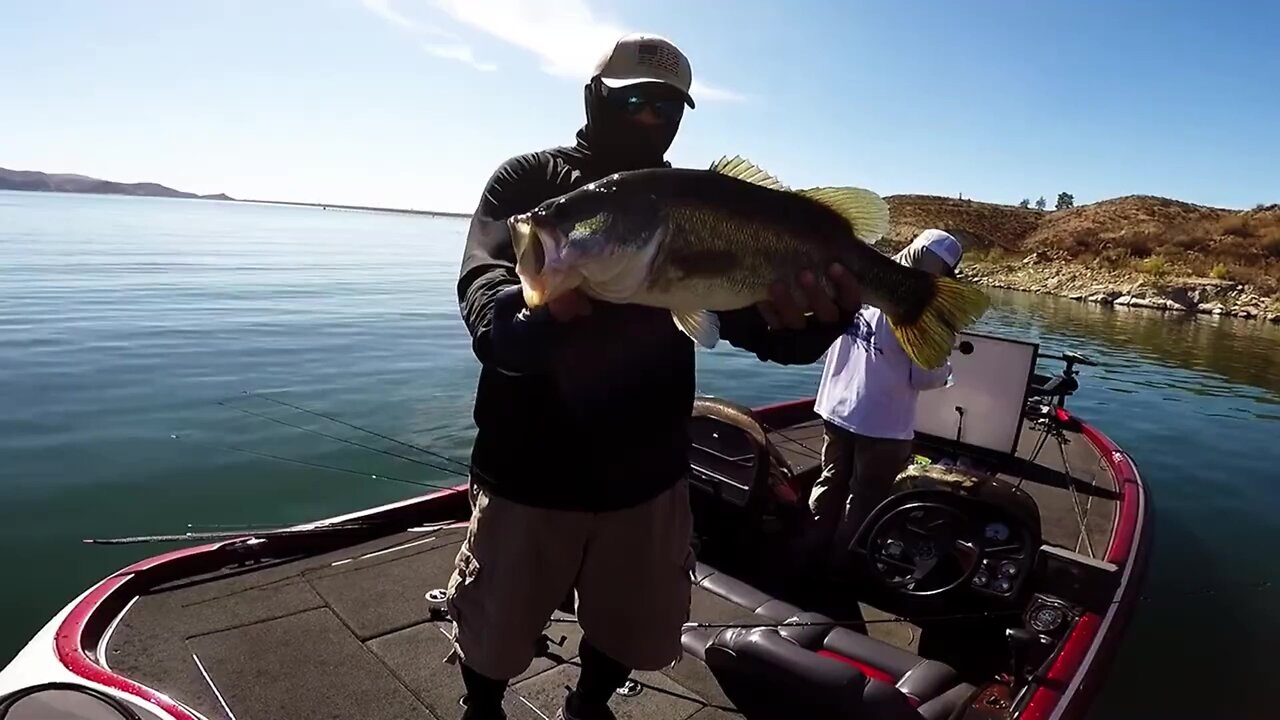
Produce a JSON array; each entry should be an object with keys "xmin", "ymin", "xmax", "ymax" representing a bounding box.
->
[{"xmin": 807, "ymin": 229, "xmax": 964, "ymax": 572}]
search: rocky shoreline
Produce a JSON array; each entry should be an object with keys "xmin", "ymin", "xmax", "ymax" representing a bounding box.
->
[{"xmin": 958, "ymin": 256, "xmax": 1280, "ymax": 323}]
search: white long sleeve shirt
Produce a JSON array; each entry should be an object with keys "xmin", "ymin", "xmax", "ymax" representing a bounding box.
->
[{"xmin": 814, "ymin": 306, "xmax": 953, "ymax": 441}]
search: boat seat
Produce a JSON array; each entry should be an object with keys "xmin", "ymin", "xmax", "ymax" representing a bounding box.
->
[{"xmin": 686, "ymin": 562, "xmax": 975, "ymax": 720}]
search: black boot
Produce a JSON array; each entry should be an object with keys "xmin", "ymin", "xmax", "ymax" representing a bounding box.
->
[
  {"xmin": 559, "ymin": 689, "xmax": 616, "ymax": 720},
  {"xmin": 558, "ymin": 639, "xmax": 628, "ymax": 720},
  {"xmin": 460, "ymin": 663, "xmax": 508, "ymax": 720}
]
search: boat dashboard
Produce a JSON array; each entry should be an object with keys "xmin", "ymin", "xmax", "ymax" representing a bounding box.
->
[
  {"xmin": 851, "ymin": 464, "xmax": 1122, "ymax": 621},
  {"xmin": 968, "ymin": 509, "xmax": 1038, "ymax": 599},
  {"xmin": 852, "ymin": 463, "xmax": 1044, "ymax": 604},
  {"xmin": 848, "ymin": 465, "xmax": 1127, "ymax": 709}
]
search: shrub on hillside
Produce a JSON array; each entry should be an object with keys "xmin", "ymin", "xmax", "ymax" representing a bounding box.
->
[
  {"xmin": 1218, "ymin": 215, "xmax": 1252, "ymax": 238},
  {"xmin": 1262, "ymin": 230, "xmax": 1280, "ymax": 259},
  {"xmin": 1098, "ymin": 247, "xmax": 1130, "ymax": 268},
  {"xmin": 1214, "ymin": 236, "xmax": 1259, "ymax": 260},
  {"xmin": 1114, "ymin": 232, "xmax": 1154, "ymax": 258},
  {"xmin": 1135, "ymin": 256, "xmax": 1169, "ymax": 276}
]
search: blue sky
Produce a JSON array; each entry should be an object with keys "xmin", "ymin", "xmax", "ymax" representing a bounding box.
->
[{"xmin": 2, "ymin": 0, "xmax": 1277, "ymax": 213}]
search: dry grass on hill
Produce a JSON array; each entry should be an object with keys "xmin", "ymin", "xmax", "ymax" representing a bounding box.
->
[{"xmin": 882, "ymin": 193, "xmax": 1280, "ymax": 296}]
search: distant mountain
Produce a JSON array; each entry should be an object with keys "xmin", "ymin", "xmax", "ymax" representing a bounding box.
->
[{"xmin": 0, "ymin": 167, "xmax": 233, "ymax": 201}]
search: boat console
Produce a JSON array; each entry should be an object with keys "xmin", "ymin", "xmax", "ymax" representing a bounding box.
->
[
  {"xmin": 853, "ymin": 463, "xmax": 1041, "ymax": 602},
  {"xmin": 849, "ymin": 461, "xmax": 1124, "ymax": 714}
]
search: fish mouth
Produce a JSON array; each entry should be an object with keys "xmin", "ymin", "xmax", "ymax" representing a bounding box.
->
[
  {"xmin": 527, "ymin": 211, "xmax": 565, "ymax": 273},
  {"xmin": 511, "ymin": 211, "xmax": 572, "ymax": 308}
]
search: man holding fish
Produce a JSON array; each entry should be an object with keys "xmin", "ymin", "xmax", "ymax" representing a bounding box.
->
[{"xmin": 449, "ymin": 32, "xmax": 988, "ymax": 720}]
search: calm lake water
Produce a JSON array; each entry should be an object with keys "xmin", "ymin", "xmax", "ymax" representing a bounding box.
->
[{"xmin": 2, "ymin": 191, "xmax": 1277, "ymax": 717}]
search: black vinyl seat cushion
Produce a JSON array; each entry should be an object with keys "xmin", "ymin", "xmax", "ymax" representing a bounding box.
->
[{"xmin": 686, "ymin": 562, "xmax": 976, "ymax": 720}]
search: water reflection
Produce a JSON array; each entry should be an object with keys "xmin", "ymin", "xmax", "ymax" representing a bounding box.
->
[{"xmin": 977, "ymin": 289, "xmax": 1280, "ymax": 404}]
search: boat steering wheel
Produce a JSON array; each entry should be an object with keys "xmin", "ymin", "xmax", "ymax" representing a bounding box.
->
[{"xmin": 864, "ymin": 501, "xmax": 984, "ymax": 597}]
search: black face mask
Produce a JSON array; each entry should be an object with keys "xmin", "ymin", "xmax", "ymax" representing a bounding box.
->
[{"xmin": 582, "ymin": 80, "xmax": 685, "ymax": 172}]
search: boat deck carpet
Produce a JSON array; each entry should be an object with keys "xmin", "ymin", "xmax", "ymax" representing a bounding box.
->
[{"xmin": 108, "ymin": 525, "xmax": 752, "ymax": 720}]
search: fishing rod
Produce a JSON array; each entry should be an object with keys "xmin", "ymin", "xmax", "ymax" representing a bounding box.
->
[
  {"xmin": 551, "ymin": 607, "xmax": 1029, "ymax": 631},
  {"xmin": 83, "ymin": 518, "xmax": 468, "ymax": 545},
  {"xmin": 84, "ymin": 524, "xmax": 384, "ymax": 545},
  {"xmin": 235, "ymin": 391, "xmax": 471, "ymax": 473},
  {"xmin": 539, "ymin": 579, "xmax": 1275, "ymax": 633},
  {"xmin": 84, "ymin": 402, "xmax": 473, "ymax": 547},
  {"xmin": 167, "ymin": 432, "xmax": 462, "ymax": 492},
  {"xmin": 215, "ymin": 400, "xmax": 467, "ymax": 478}
]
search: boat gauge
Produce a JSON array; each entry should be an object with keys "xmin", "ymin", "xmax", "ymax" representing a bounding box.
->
[
  {"xmin": 999, "ymin": 562, "xmax": 1019, "ymax": 578},
  {"xmin": 972, "ymin": 571, "xmax": 991, "ymax": 587},
  {"xmin": 1030, "ymin": 605, "xmax": 1066, "ymax": 633},
  {"xmin": 993, "ymin": 577, "xmax": 1013, "ymax": 594},
  {"xmin": 984, "ymin": 522, "xmax": 1010, "ymax": 542}
]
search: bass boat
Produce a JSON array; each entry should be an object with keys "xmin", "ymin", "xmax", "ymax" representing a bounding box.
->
[{"xmin": 0, "ymin": 330, "xmax": 1151, "ymax": 720}]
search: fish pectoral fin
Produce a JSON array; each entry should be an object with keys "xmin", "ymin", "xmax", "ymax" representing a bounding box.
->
[
  {"xmin": 797, "ymin": 187, "xmax": 891, "ymax": 244},
  {"xmin": 709, "ymin": 155, "xmax": 789, "ymax": 191},
  {"xmin": 671, "ymin": 309, "xmax": 721, "ymax": 349}
]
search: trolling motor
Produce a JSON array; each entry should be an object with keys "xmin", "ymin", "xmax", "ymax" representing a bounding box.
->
[{"xmin": 1028, "ymin": 350, "xmax": 1099, "ymax": 409}]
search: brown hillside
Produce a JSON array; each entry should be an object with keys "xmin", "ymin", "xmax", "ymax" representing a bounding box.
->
[
  {"xmin": 1025, "ymin": 195, "xmax": 1233, "ymax": 255},
  {"xmin": 883, "ymin": 195, "xmax": 1042, "ymax": 253},
  {"xmin": 884, "ymin": 194, "xmax": 1280, "ymax": 296}
]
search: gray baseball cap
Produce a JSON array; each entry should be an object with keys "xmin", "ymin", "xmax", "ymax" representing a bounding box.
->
[{"xmin": 592, "ymin": 33, "xmax": 695, "ymax": 108}]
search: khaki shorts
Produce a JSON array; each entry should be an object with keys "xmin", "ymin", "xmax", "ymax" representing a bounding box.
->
[{"xmin": 445, "ymin": 477, "xmax": 695, "ymax": 680}]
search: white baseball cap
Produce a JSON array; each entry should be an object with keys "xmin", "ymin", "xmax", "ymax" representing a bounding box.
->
[
  {"xmin": 911, "ymin": 229, "xmax": 963, "ymax": 270},
  {"xmin": 592, "ymin": 33, "xmax": 695, "ymax": 108}
]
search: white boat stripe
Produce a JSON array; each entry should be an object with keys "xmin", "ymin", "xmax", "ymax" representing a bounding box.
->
[
  {"xmin": 329, "ymin": 536, "xmax": 436, "ymax": 566},
  {"xmin": 97, "ymin": 595, "xmax": 139, "ymax": 672},
  {"xmin": 359, "ymin": 536, "xmax": 436, "ymax": 560},
  {"xmin": 192, "ymin": 652, "xmax": 238, "ymax": 720}
]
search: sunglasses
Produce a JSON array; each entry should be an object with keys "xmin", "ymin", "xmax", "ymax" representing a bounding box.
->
[{"xmin": 602, "ymin": 85, "xmax": 686, "ymax": 122}]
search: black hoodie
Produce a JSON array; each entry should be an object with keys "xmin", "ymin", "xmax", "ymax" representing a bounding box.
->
[{"xmin": 456, "ymin": 124, "xmax": 849, "ymax": 512}]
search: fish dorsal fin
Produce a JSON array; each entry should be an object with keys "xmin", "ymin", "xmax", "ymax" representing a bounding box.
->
[
  {"xmin": 797, "ymin": 187, "xmax": 891, "ymax": 244},
  {"xmin": 709, "ymin": 155, "xmax": 789, "ymax": 191}
]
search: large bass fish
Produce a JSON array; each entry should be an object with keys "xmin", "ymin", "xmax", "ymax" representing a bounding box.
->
[{"xmin": 509, "ymin": 155, "xmax": 989, "ymax": 369}]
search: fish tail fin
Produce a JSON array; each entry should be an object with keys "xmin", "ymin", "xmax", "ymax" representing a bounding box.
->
[
  {"xmin": 796, "ymin": 187, "xmax": 891, "ymax": 244},
  {"xmin": 887, "ymin": 276, "xmax": 990, "ymax": 369}
]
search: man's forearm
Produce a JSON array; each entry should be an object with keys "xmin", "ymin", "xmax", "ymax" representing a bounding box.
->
[
  {"xmin": 716, "ymin": 306, "xmax": 849, "ymax": 365},
  {"xmin": 460, "ymin": 270, "xmax": 558, "ymax": 375}
]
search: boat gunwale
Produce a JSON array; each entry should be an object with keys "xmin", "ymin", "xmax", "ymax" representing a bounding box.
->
[{"xmin": 1019, "ymin": 410, "xmax": 1151, "ymax": 720}]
